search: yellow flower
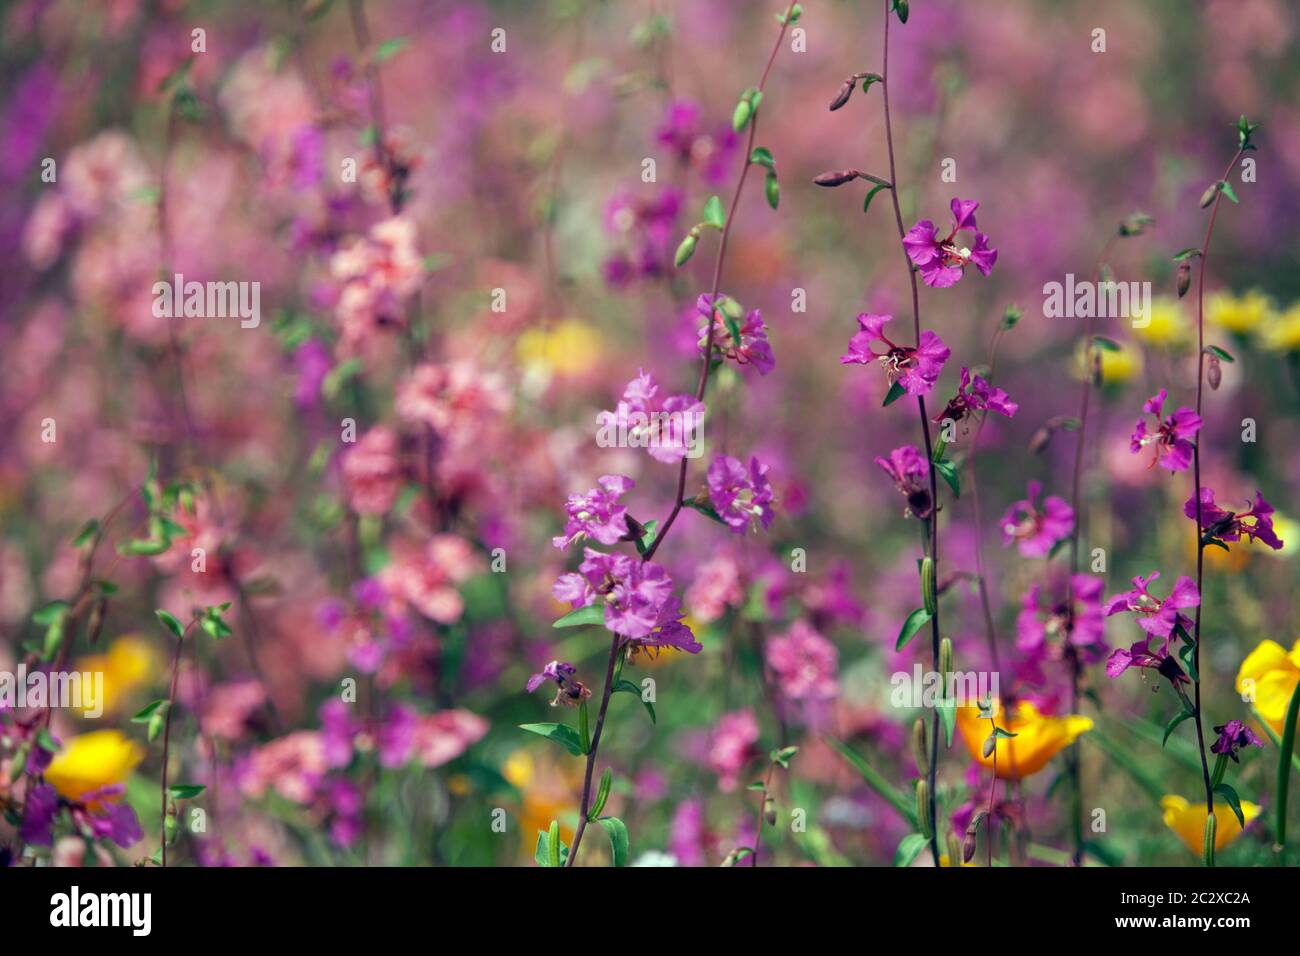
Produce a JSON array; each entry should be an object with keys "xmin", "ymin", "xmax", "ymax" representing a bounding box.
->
[
  {"xmin": 1236, "ymin": 639, "xmax": 1300, "ymax": 735},
  {"xmin": 1260, "ymin": 303, "xmax": 1300, "ymax": 353},
  {"xmin": 1133, "ymin": 297, "xmax": 1191, "ymax": 347},
  {"xmin": 44, "ymin": 730, "xmax": 144, "ymax": 803},
  {"xmin": 956, "ymin": 699, "xmax": 1093, "ymax": 780},
  {"xmin": 1208, "ymin": 290, "xmax": 1274, "ymax": 335},
  {"xmin": 1161, "ymin": 794, "xmax": 1261, "ymax": 854},
  {"xmin": 504, "ymin": 749, "xmax": 582, "ymax": 857},
  {"xmin": 517, "ymin": 320, "xmax": 603, "ymax": 377},
  {"xmin": 77, "ymin": 634, "xmax": 160, "ymax": 717},
  {"xmin": 1074, "ymin": 339, "xmax": 1142, "ymax": 385}
]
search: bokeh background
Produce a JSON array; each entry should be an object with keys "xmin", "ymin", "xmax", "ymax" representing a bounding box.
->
[{"xmin": 2, "ymin": 0, "xmax": 1299, "ymax": 867}]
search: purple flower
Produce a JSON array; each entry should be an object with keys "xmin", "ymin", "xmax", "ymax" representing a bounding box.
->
[
  {"xmin": 1016, "ymin": 575, "xmax": 1108, "ymax": 664},
  {"xmin": 597, "ymin": 370, "xmax": 705, "ymax": 464},
  {"xmin": 1184, "ymin": 488, "xmax": 1284, "ymax": 551},
  {"xmin": 706, "ymin": 455, "xmax": 775, "ymax": 533},
  {"xmin": 840, "ymin": 312, "xmax": 950, "ymax": 398},
  {"xmin": 20, "ymin": 783, "xmax": 59, "ymax": 847},
  {"xmin": 1211, "ymin": 720, "xmax": 1265, "ymax": 763},
  {"xmin": 902, "ymin": 198, "xmax": 998, "ymax": 288},
  {"xmin": 1105, "ymin": 638, "xmax": 1191, "ymax": 686},
  {"xmin": 875, "ymin": 445, "xmax": 933, "ymax": 520},
  {"xmin": 553, "ymin": 475, "xmax": 635, "ymax": 550},
  {"xmin": 697, "ymin": 294, "xmax": 775, "ymax": 375},
  {"xmin": 1104, "ymin": 571, "xmax": 1200, "ymax": 641},
  {"xmin": 553, "ymin": 549, "xmax": 699, "ymax": 653},
  {"xmin": 526, "ymin": 660, "xmax": 591, "ymax": 706},
  {"xmin": 1130, "ymin": 389, "xmax": 1201, "ymax": 472},
  {"xmin": 933, "ymin": 367, "xmax": 1018, "ymax": 425},
  {"xmin": 1000, "ymin": 481, "xmax": 1074, "ymax": 558}
]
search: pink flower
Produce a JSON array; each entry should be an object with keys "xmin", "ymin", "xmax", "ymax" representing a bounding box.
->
[
  {"xmin": 330, "ymin": 216, "xmax": 425, "ymax": 353},
  {"xmin": 933, "ymin": 367, "xmax": 1018, "ymax": 425},
  {"xmin": 902, "ymin": 198, "xmax": 998, "ymax": 288},
  {"xmin": 552, "ymin": 475, "xmax": 635, "ymax": 550},
  {"xmin": 696, "ymin": 294, "xmax": 776, "ymax": 375},
  {"xmin": 1104, "ymin": 571, "xmax": 1200, "ymax": 640},
  {"xmin": 1016, "ymin": 575, "xmax": 1107, "ymax": 665},
  {"xmin": 1184, "ymin": 488, "xmax": 1284, "ymax": 551},
  {"xmin": 379, "ymin": 535, "xmax": 481, "ymax": 624},
  {"xmin": 705, "ymin": 455, "xmax": 775, "ymax": 534},
  {"xmin": 597, "ymin": 370, "xmax": 705, "ymax": 464},
  {"xmin": 1130, "ymin": 389, "xmax": 1201, "ymax": 472},
  {"xmin": 552, "ymin": 549, "xmax": 701, "ymax": 652},
  {"xmin": 840, "ymin": 312, "xmax": 949, "ymax": 398},
  {"xmin": 685, "ymin": 552, "xmax": 744, "ymax": 623},
  {"xmin": 396, "ymin": 361, "xmax": 511, "ymax": 443},
  {"xmin": 766, "ymin": 620, "xmax": 839, "ymax": 702},
  {"xmin": 1000, "ymin": 481, "xmax": 1074, "ymax": 557},
  {"xmin": 706, "ymin": 710, "xmax": 760, "ymax": 792},
  {"xmin": 875, "ymin": 445, "xmax": 933, "ymax": 520},
  {"xmin": 342, "ymin": 426, "xmax": 403, "ymax": 516}
]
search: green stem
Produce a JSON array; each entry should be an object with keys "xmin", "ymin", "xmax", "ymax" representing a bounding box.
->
[{"xmin": 1274, "ymin": 682, "xmax": 1300, "ymax": 858}]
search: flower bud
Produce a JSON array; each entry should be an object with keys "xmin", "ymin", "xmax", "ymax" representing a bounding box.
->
[
  {"xmin": 813, "ymin": 169, "xmax": 862, "ymax": 188},
  {"xmin": 164, "ymin": 811, "xmax": 178, "ymax": 846},
  {"xmin": 916, "ymin": 780, "xmax": 933, "ymax": 839},
  {"xmin": 721, "ymin": 849, "xmax": 739, "ymax": 867},
  {"xmin": 963, "ymin": 811, "xmax": 987, "ymax": 863},
  {"xmin": 982, "ymin": 733, "xmax": 997, "ymax": 759},
  {"xmin": 939, "ymin": 637, "xmax": 953, "ymax": 678},
  {"xmin": 732, "ymin": 99, "xmax": 753, "ymax": 133},
  {"xmin": 674, "ymin": 233, "xmax": 698, "ymax": 268},
  {"xmin": 87, "ymin": 597, "xmax": 108, "ymax": 646},
  {"xmin": 912, "ymin": 718, "xmax": 929, "ymax": 776},
  {"xmin": 1207, "ymin": 354, "xmax": 1222, "ymax": 390},
  {"xmin": 1202, "ymin": 812, "xmax": 1217, "ymax": 866},
  {"xmin": 1176, "ymin": 260, "xmax": 1192, "ymax": 298},
  {"xmin": 828, "ymin": 79, "xmax": 855, "ymax": 111},
  {"xmin": 1199, "ymin": 182, "xmax": 1221, "ymax": 209},
  {"xmin": 947, "ymin": 832, "xmax": 963, "ymax": 867},
  {"xmin": 764, "ymin": 796, "xmax": 777, "ymax": 827},
  {"xmin": 921, "ymin": 557, "xmax": 937, "ymax": 616},
  {"xmin": 764, "ymin": 171, "xmax": 780, "ymax": 210}
]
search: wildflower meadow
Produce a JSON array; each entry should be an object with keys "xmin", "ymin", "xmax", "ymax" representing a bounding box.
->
[{"xmin": 4, "ymin": 0, "xmax": 1300, "ymax": 908}]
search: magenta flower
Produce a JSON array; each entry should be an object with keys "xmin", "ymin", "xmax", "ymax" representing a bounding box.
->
[
  {"xmin": 1184, "ymin": 488, "xmax": 1284, "ymax": 551},
  {"xmin": 1104, "ymin": 571, "xmax": 1200, "ymax": 640},
  {"xmin": 1105, "ymin": 638, "xmax": 1191, "ymax": 686},
  {"xmin": 553, "ymin": 549, "xmax": 700, "ymax": 653},
  {"xmin": 1211, "ymin": 720, "xmax": 1265, "ymax": 763},
  {"xmin": 875, "ymin": 445, "xmax": 933, "ymax": 520},
  {"xmin": 1016, "ymin": 574, "xmax": 1107, "ymax": 664},
  {"xmin": 765, "ymin": 620, "xmax": 839, "ymax": 702},
  {"xmin": 597, "ymin": 370, "xmax": 705, "ymax": 464},
  {"xmin": 552, "ymin": 474, "xmax": 635, "ymax": 550},
  {"xmin": 1000, "ymin": 481, "xmax": 1074, "ymax": 557},
  {"xmin": 526, "ymin": 660, "xmax": 591, "ymax": 706},
  {"xmin": 840, "ymin": 312, "xmax": 950, "ymax": 397},
  {"xmin": 933, "ymin": 367, "xmax": 1018, "ymax": 425},
  {"xmin": 19, "ymin": 782, "xmax": 59, "ymax": 846},
  {"xmin": 902, "ymin": 198, "xmax": 998, "ymax": 288},
  {"xmin": 706, "ymin": 455, "xmax": 776, "ymax": 533},
  {"xmin": 696, "ymin": 294, "xmax": 775, "ymax": 375},
  {"xmin": 1130, "ymin": 389, "xmax": 1201, "ymax": 472}
]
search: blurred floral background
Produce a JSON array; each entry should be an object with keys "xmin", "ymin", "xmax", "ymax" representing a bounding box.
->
[{"xmin": 2, "ymin": 0, "xmax": 1300, "ymax": 868}]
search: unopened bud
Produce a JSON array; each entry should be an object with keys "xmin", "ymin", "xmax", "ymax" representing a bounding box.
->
[
  {"xmin": 813, "ymin": 169, "xmax": 861, "ymax": 188},
  {"xmin": 921, "ymin": 557, "xmax": 937, "ymax": 617},
  {"xmin": 939, "ymin": 637, "xmax": 953, "ymax": 678},
  {"xmin": 732, "ymin": 99, "xmax": 753, "ymax": 133},
  {"xmin": 674, "ymin": 232, "xmax": 698, "ymax": 268},
  {"xmin": 764, "ymin": 796, "xmax": 777, "ymax": 827},
  {"xmin": 164, "ymin": 811, "xmax": 178, "ymax": 845},
  {"xmin": 1207, "ymin": 354, "xmax": 1222, "ymax": 390},
  {"xmin": 1202, "ymin": 813, "xmax": 1217, "ymax": 866},
  {"xmin": 916, "ymin": 780, "xmax": 932, "ymax": 839},
  {"xmin": 912, "ymin": 718, "xmax": 929, "ymax": 776},
  {"xmin": 721, "ymin": 849, "xmax": 739, "ymax": 867},
  {"xmin": 983, "ymin": 733, "xmax": 997, "ymax": 759},
  {"xmin": 1028, "ymin": 425, "xmax": 1053, "ymax": 455},
  {"xmin": 828, "ymin": 79, "xmax": 854, "ymax": 111},
  {"xmin": 1176, "ymin": 260, "xmax": 1192, "ymax": 298},
  {"xmin": 947, "ymin": 832, "xmax": 962, "ymax": 867},
  {"xmin": 87, "ymin": 597, "xmax": 108, "ymax": 646},
  {"xmin": 964, "ymin": 811, "xmax": 987, "ymax": 863},
  {"xmin": 147, "ymin": 703, "xmax": 170, "ymax": 743},
  {"xmin": 1199, "ymin": 182, "xmax": 1221, "ymax": 209}
]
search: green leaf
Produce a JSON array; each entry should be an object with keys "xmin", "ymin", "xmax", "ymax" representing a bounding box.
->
[
  {"xmin": 896, "ymin": 608, "xmax": 932, "ymax": 652},
  {"xmin": 118, "ymin": 537, "xmax": 169, "ymax": 557},
  {"xmin": 1163, "ymin": 709, "xmax": 1195, "ymax": 746},
  {"xmin": 35, "ymin": 728, "xmax": 60, "ymax": 754},
  {"xmin": 684, "ymin": 498, "xmax": 727, "ymax": 525},
  {"xmin": 374, "ymin": 37, "xmax": 408, "ymax": 62},
  {"xmin": 72, "ymin": 519, "xmax": 99, "ymax": 548},
  {"xmin": 863, "ymin": 182, "xmax": 889, "ymax": 214},
  {"xmin": 535, "ymin": 822, "xmax": 568, "ymax": 867},
  {"xmin": 703, "ymin": 195, "xmax": 726, "ymax": 229},
  {"xmin": 597, "ymin": 816, "xmax": 630, "ymax": 867},
  {"xmin": 578, "ymin": 701, "xmax": 591, "ymax": 754},
  {"xmin": 882, "ymin": 380, "xmax": 907, "ymax": 407},
  {"xmin": 825, "ymin": 736, "xmax": 918, "ymax": 826},
  {"xmin": 1219, "ymin": 181, "xmax": 1240, "ymax": 204},
  {"xmin": 749, "ymin": 146, "xmax": 775, "ymax": 169},
  {"xmin": 155, "ymin": 609, "xmax": 185, "ymax": 639},
  {"xmin": 613, "ymin": 678, "xmax": 656, "ymax": 724},
  {"xmin": 934, "ymin": 459, "xmax": 960, "ymax": 499},
  {"xmin": 938, "ymin": 699, "xmax": 956, "ymax": 748},
  {"xmin": 32, "ymin": 601, "xmax": 69, "ymax": 626},
  {"xmin": 1206, "ymin": 344, "xmax": 1235, "ymax": 363},
  {"xmin": 518, "ymin": 722, "xmax": 586, "ymax": 756},
  {"xmin": 894, "ymin": 832, "xmax": 928, "ymax": 867},
  {"xmin": 765, "ymin": 170, "xmax": 780, "ymax": 210},
  {"xmin": 634, "ymin": 519, "xmax": 658, "ymax": 557},
  {"xmin": 589, "ymin": 768, "xmax": 613, "ymax": 821},
  {"xmin": 552, "ymin": 605, "xmax": 606, "ymax": 629},
  {"xmin": 1172, "ymin": 247, "xmax": 1202, "ymax": 262},
  {"xmin": 771, "ymin": 745, "xmax": 799, "ymax": 769},
  {"xmin": 131, "ymin": 699, "xmax": 170, "ymax": 723},
  {"xmin": 1213, "ymin": 783, "xmax": 1246, "ymax": 828},
  {"xmin": 1091, "ymin": 335, "xmax": 1123, "ymax": 352},
  {"xmin": 168, "ymin": 784, "xmax": 205, "ymax": 800}
]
